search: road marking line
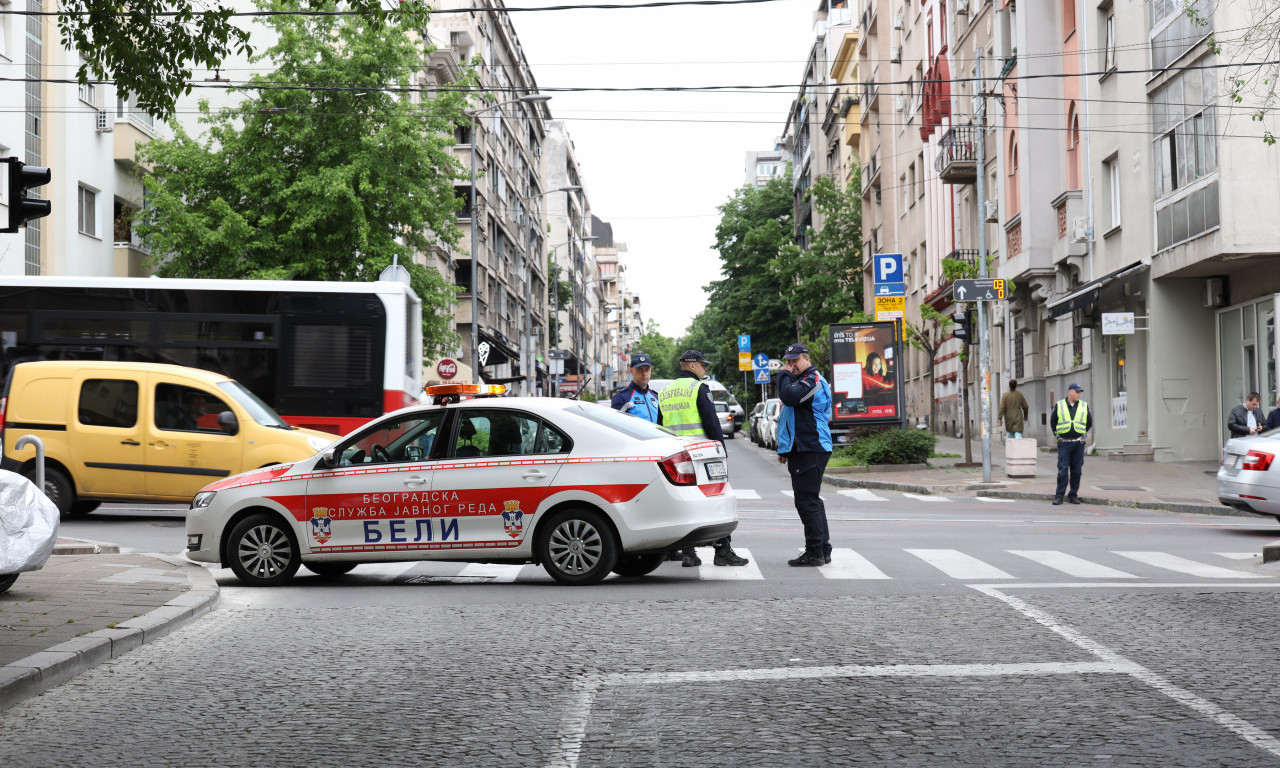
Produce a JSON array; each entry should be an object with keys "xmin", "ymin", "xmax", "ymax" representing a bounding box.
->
[
  {"xmin": 689, "ymin": 547, "xmax": 763, "ymax": 580},
  {"xmin": 1113, "ymin": 551, "xmax": 1268, "ymax": 578},
  {"xmin": 975, "ymin": 585, "xmax": 1280, "ymax": 761},
  {"xmin": 902, "ymin": 492, "xmax": 950, "ymax": 502},
  {"xmin": 781, "ymin": 490, "xmax": 827, "ymax": 500},
  {"xmin": 906, "ymin": 548, "xmax": 1014, "ymax": 579},
  {"xmin": 457, "ymin": 563, "xmax": 525, "ymax": 582},
  {"xmin": 1007, "ymin": 550, "xmax": 1139, "ymax": 579},
  {"xmin": 838, "ymin": 489, "xmax": 889, "ymax": 501},
  {"xmin": 975, "ymin": 496, "xmax": 1017, "ymax": 503},
  {"xmin": 1215, "ymin": 552, "xmax": 1258, "ymax": 560},
  {"xmin": 349, "ymin": 562, "xmax": 420, "ymax": 582},
  {"xmin": 821, "ymin": 548, "xmax": 892, "ymax": 579},
  {"xmin": 734, "ymin": 489, "xmax": 762, "ymax": 500}
]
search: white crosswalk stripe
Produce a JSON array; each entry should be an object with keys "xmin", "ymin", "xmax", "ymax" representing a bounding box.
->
[
  {"xmin": 1007, "ymin": 550, "xmax": 1138, "ymax": 579},
  {"xmin": 821, "ymin": 548, "xmax": 892, "ymax": 579},
  {"xmin": 1113, "ymin": 551, "xmax": 1269, "ymax": 579},
  {"xmin": 976, "ymin": 496, "xmax": 1016, "ymax": 503},
  {"xmin": 457, "ymin": 563, "xmax": 525, "ymax": 582},
  {"xmin": 734, "ymin": 489, "xmax": 762, "ymax": 500},
  {"xmin": 781, "ymin": 490, "xmax": 827, "ymax": 501},
  {"xmin": 838, "ymin": 489, "xmax": 889, "ymax": 502},
  {"xmin": 902, "ymin": 493, "xmax": 951, "ymax": 502},
  {"xmin": 1215, "ymin": 552, "xmax": 1258, "ymax": 560},
  {"xmin": 906, "ymin": 549, "xmax": 1015, "ymax": 579},
  {"xmin": 348, "ymin": 562, "xmax": 420, "ymax": 582}
]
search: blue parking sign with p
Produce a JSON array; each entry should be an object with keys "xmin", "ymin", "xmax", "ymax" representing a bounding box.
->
[
  {"xmin": 874, "ymin": 253, "xmax": 904, "ymax": 284},
  {"xmin": 738, "ymin": 334, "xmax": 751, "ymax": 353}
]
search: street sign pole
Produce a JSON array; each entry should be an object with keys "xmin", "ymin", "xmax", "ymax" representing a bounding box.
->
[{"xmin": 976, "ymin": 94, "xmax": 992, "ymax": 483}]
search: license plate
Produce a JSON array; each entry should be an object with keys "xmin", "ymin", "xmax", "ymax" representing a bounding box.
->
[{"xmin": 705, "ymin": 460, "xmax": 728, "ymax": 481}]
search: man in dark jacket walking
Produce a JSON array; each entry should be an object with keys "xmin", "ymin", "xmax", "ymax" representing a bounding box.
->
[{"xmin": 1228, "ymin": 392, "xmax": 1264, "ymax": 437}]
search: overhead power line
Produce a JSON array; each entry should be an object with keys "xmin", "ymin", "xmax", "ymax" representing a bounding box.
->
[{"xmin": 0, "ymin": 0, "xmax": 791, "ymax": 17}]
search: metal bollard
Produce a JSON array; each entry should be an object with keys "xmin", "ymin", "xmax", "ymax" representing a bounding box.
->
[{"xmin": 15, "ymin": 434, "xmax": 45, "ymax": 494}]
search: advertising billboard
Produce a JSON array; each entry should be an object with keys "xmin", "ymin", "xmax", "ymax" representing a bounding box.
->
[{"xmin": 828, "ymin": 321, "xmax": 903, "ymax": 425}]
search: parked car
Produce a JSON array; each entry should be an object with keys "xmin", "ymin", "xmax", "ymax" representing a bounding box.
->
[
  {"xmin": 749, "ymin": 403, "xmax": 766, "ymax": 444},
  {"xmin": 1, "ymin": 361, "xmax": 335, "ymax": 517},
  {"xmin": 714, "ymin": 402, "xmax": 735, "ymax": 439},
  {"xmin": 0, "ymin": 469, "xmax": 59, "ymax": 595},
  {"xmin": 761, "ymin": 398, "xmax": 783, "ymax": 449},
  {"xmin": 1218, "ymin": 429, "xmax": 1280, "ymax": 520},
  {"xmin": 186, "ymin": 385, "xmax": 738, "ymax": 586}
]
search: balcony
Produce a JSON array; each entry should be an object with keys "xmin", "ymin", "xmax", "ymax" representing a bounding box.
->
[
  {"xmin": 935, "ymin": 125, "xmax": 979, "ymax": 184},
  {"xmin": 862, "ymin": 153, "xmax": 881, "ymax": 187},
  {"xmin": 861, "ymin": 80, "xmax": 880, "ymax": 110},
  {"xmin": 942, "ymin": 249, "xmax": 982, "ymax": 271}
]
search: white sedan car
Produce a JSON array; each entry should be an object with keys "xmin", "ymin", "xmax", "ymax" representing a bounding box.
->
[
  {"xmin": 186, "ymin": 386, "xmax": 738, "ymax": 586},
  {"xmin": 1218, "ymin": 429, "xmax": 1280, "ymax": 520}
]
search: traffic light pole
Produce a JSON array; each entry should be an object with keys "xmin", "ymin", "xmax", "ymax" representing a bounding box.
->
[{"xmin": 975, "ymin": 96, "xmax": 992, "ymax": 483}]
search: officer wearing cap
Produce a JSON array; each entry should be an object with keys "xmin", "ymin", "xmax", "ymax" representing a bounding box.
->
[
  {"xmin": 657, "ymin": 350, "xmax": 749, "ymax": 568},
  {"xmin": 1049, "ymin": 382, "xmax": 1092, "ymax": 505},
  {"xmin": 610, "ymin": 352, "xmax": 662, "ymax": 424},
  {"xmin": 776, "ymin": 342, "xmax": 834, "ymax": 567}
]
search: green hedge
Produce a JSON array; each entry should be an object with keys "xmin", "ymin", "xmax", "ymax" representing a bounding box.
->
[{"xmin": 833, "ymin": 428, "xmax": 937, "ymax": 466}]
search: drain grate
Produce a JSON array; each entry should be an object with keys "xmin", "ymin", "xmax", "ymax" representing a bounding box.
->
[{"xmin": 1096, "ymin": 485, "xmax": 1149, "ymax": 491}]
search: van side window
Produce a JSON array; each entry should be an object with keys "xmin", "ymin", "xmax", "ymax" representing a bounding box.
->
[
  {"xmin": 78, "ymin": 379, "xmax": 139, "ymax": 428},
  {"xmin": 155, "ymin": 384, "xmax": 232, "ymax": 433}
]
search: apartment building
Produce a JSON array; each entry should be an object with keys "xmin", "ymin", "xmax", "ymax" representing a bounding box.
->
[{"xmin": 744, "ymin": 145, "xmax": 785, "ymax": 188}]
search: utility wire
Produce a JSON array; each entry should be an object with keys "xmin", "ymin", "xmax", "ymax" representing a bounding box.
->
[{"xmin": 0, "ymin": 0, "xmax": 792, "ymax": 17}]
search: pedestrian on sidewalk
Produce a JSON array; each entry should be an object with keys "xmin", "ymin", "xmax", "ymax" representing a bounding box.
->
[
  {"xmin": 1050, "ymin": 383, "xmax": 1092, "ymax": 505},
  {"xmin": 1266, "ymin": 394, "xmax": 1280, "ymax": 432},
  {"xmin": 1228, "ymin": 392, "xmax": 1265, "ymax": 437},
  {"xmin": 656, "ymin": 349, "xmax": 748, "ymax": 568},
  {"xmin": 997, "ymin": 379, "xmax": 1029, "ymax": 439},
  {"xmin": 775, "ymin": 343, "xmax": 834, "ymax": 567}
]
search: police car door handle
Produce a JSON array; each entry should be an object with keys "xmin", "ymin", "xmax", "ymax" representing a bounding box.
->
[
  {"xmin": 402, "ymin": 475, "xmax": 428, "ymax": 487},
  {"xmin": 521, "ymin": 469, "xmax": 547, "ymax": 480}
]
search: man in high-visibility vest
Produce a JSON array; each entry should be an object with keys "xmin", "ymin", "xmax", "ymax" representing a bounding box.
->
[
  {"xmin": 1049, "ymin": 382, "xmax": 1092, "ymax": 505},
  {"xmin": 657, "ymin": 349, "xmax": 748, "ymax": 568}
]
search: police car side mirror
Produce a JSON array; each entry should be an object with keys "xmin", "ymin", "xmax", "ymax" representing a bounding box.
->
[{"xmin": 319, "ymin": 448, "xmax": 339, "ymax": 470}]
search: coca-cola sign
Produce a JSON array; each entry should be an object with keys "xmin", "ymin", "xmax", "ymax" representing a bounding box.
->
[{"xmin": 437, "ymin": 359, "xmax": 458, "ymax": 380}]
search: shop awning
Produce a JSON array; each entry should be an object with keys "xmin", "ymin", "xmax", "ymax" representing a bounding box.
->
[{"xmin": 1046, "ymin": 260, "xmax": 1150, "ymax": 318}]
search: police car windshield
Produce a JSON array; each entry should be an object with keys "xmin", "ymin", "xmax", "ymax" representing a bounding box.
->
[{"xmin": 565, "ymin": 404, "xmax": 676, "ymax": 441}]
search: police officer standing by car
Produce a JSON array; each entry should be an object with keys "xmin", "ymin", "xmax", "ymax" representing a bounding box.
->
[
  {"xmin": 610, "ymin": 353, "xmax": 662, "ymax": 424},
  {"xmin": 775, "ymin": 343, "xmax": 834, "ymax": 567},
  {"xmin": 1050, "ymin": 382, "xmax": 1092, "ymax": 505},
  {"xmin": 657, "ymin": 350, "xmax": 749, "ymax": 568}
]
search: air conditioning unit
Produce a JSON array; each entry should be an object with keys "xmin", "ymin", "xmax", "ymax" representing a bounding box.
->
[
  {"xmin": 890, "ymin": 46, "xmax": 902, "ymax": 63},
  {"xmin": 893, "ymin": 10, "xmax": 904, "ymax": 28},
  {"xmin": 1204, "ymin": 277, "xmax": 1225, "ymax": 307},
  {"xmin": 895, "ymin": 95, "xmax": 908, "ymax": 112},
  {"xmin": 984, "ymin": 199, "xmax": 999, "ymax": 222},
  {"xmin": 1069, "ymin": 217, "xmax": 1090, "ymax": 243},
  {"xmin": 95, "ymin": 109, "xmax": 114, "ymax": 133}
]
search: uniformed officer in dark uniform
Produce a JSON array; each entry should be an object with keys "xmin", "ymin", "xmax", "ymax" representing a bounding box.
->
[{"xmin": 610, "ymin": 352, "xmax": 662, "ymax": 424}]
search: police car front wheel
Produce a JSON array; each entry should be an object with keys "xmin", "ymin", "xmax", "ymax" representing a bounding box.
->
[
  {"xmin": 228, "ymin": 513, "xmax": 301, "ymax": 586},
  {"xmin": 537, "ymin": 508, "xmax": 618, "ymax": 585}
]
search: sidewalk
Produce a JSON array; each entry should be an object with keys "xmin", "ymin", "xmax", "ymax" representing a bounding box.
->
[
  {"xmin": 822, "ymin": 434, "xmax": 1248, "ymax": 519},
  {"xmin": 0, "ymin": 538, "xmax": 217, "ymax": 711}
]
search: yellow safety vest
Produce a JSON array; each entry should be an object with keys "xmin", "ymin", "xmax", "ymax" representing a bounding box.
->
[
  {"xmin": 1054, "ymin": 399, "xmax": 1089, "ymax": 435},
  {"xmin": 657, "ymin": 377, "xmax": 706, "ymax": 437}
]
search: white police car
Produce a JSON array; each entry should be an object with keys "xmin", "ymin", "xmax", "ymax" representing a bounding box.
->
[{"xmin": 185, "ymin": 385, "xmax": 737, "ymax": 586}]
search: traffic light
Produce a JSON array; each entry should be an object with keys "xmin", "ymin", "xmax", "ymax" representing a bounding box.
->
[
  {"xmin": 952, "ymin": 308, "xmax": 976, "ymax": 345},
  {"xmin": 4, "ymin": 157, "xmax": 51, "ymax": 233}
]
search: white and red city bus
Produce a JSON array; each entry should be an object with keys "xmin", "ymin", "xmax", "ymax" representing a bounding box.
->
[{"xmin": 0, "ymin": 276, "xmax": 422, "ymax": 435}]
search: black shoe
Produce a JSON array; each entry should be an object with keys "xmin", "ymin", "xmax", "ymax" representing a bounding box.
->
[
  {"xmin": 713, "ymin": 547, "xmax": 749, "ymax": 566},
  {"xmin": 788, "ymin": 553, "xmax": 826, "ymax": 567},
  {"xmin": 1052, "ymin": 497, "xmax": 1064, "ymax": 506},
  {"xmin": 825, "ymin": 554, "xmax": 832, "ymax": 564},
  {"xmin": 682, "ymin": 551, "xmax": 702, "ymax": 567},
  {"xmin": 1067, "ymin": 496, "xmax": 1081, "ymax": 504}
]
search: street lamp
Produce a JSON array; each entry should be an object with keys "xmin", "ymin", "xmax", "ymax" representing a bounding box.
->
[
  {"xmin": 520, "ymin": 185, "xmax": 581, "ymax": 396},
  {"xmin": 466, "ymin": 93, "xmax": 551, "ymax": 385}
]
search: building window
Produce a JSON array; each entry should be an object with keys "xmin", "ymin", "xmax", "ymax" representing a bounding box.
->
[
  {"xmin": 901, "ymin": 174, "xmax": 909, "ymax": 215},
  {"xmin": 1152, "ymin": 58, "xmax": 1220, "ymax": 249},
  {"xmin": 1014, "ymin": 331, "xmax": 1025, "ymax": 379},
  {"xmin": 908, "ymin": 164, "xmax": 916, "ymax": 207},
  {"xmin": 917, "ymin": 152, "xmax": 925, "ymax": 198},
  {"xmin": 1072, "ymin": 320, "xmax": 1084, "ymax": 362},
  {"xmin": 1101, "ymin": 4, "xmax": 1116, "ymax": 72},
  {"xmin": 1103, "ymin": 155, "xmax": 1121, "ymax": 231},
  {"xmin": 78, "ymin": 186, "xmax": 97, "ymax": 237},
  {"xmin": 1006, "ymin": 132, "xmax": 1020, "ymax": 215},
  {"xmin": 1111, "ymin": 334, "xmax": 1127, "ymax": 396},
  {"xmin": 1063, "ymin": 0, "xmax": 1076, "ymax": 40},
  {"xmin": 1150, "ymin": 0, "xmax": 1210, "ymax": 71},
  {"xmin": 1066, "ymin": 103, "xmax": 1081, "ymax": 189},
  {"xmin": 77, "ymin": 80, "xmax": 98, "ymax": 107}
]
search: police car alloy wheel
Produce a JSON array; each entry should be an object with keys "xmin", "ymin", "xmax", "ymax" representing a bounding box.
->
[
  {"xmin": 537, "ymin": 508, "xmax": 617, "ymax": 585},
  {"xmin": 228, "ymin": 513, "xmax": 301, "ymax": 586}
]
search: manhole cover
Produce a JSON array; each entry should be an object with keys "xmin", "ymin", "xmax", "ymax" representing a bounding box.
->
[{"xmin": 1096, "ymin": 485, "xmax": 1148, "ymax": 491}]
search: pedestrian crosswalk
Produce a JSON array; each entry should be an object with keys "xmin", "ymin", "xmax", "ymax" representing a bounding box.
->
[{"xmin": 737, "ymin": 487, "xmax": 1004, "ymax": 503}]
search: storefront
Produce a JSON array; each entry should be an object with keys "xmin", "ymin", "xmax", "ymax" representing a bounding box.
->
[{"xmin": 1217, "ymin": 294, "xmax": 1279, "ymax": 441}]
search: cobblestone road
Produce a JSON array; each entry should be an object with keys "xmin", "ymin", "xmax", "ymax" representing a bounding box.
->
[{"xmin": 2, "ymin": 587, "xmax": 1279, "ymax": 767}]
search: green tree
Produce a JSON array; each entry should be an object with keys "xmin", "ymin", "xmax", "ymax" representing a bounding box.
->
[
  {"xmin": 683, "ymin": 176, "xmax": 796, "ymax": 380},
  {"xmin": 136, "ymin": 3, "xmax": 472, "ymax": 356},
  {"xmin": 60, "ymin": 0, "xmax": 430, "ymax": 121},
  {"xmin": 634, "ymin": 320, "xmax": 679, "ymax": 379},
  {"xmin": 772, "ymin": 175, "xmax": 864, "ymax": 339}
]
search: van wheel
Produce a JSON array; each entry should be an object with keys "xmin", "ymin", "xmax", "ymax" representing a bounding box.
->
[
  {"xmin": 0, "ymin": 574, "xmax": 18, "ymax": 595},
  {"xmin": 25, "ymin": 467, "xmax": 74, "ymax": 519},
  {"xmin": 227, "ymin": 513, "xmax": 300, "ymax": 586},
  {"xmin": 70, "ymin": 501, "xmax": 101, "ymax": 516},
  {"xmin": 537, "ymin": 508, "xmax": 617, "ymax": 585}
]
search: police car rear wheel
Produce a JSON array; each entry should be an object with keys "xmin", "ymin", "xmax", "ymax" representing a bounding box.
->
[
  {"xmin": 228, "ymin": 513, "xmax": 301, "ymax": 586},
  {"xmin": 611, "ymin": 553, "xmax": 664, "ymax": 578},
  {"xmin": 538, "ymin": 508, "xmax": 617, "ymax": 585}
]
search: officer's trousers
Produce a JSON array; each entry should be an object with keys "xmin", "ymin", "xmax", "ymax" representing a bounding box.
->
[
  {"xmin": 787, "ymin": 450, "xmax": 831, "ymax": 557},
  {"xmin": 1055, "ymin": 440, "xmax": 1085, "ymax": 499}
]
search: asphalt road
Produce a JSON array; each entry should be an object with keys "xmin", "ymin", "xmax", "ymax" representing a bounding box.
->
[{"xmin": 12, "ymin": 439, "xmax": 1280, "ymax": 766}]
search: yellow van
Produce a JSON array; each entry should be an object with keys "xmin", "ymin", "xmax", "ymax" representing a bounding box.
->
[{"xmin": 0, "ymin": 362, "xmax": 335, "ymax": 516}]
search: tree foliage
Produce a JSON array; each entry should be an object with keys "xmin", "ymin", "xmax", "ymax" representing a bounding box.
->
[
  {"xmin": 634, "ymin": 320, "xmax": 679, "ymax": 379},
  {"xmin": 1197, "ymin": 0, "xmax": 1280, "ymax": 145},
  {"xmin": 59, "ymin": 0, "xmax": 431, "ymax": 121},
  {"xmin": 772, "ymin": 174, "xmax": 864, "ymax": 339},
  {"xmin": 136, "ymin": 2, "xmax": 472, "ymax": 356},
  {"xmin": 682, "ymin": 176, "xmax": 797, "ymax": 379}
]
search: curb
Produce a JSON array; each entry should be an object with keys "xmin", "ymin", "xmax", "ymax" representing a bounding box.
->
[
  {"xmin": 51, "ymin": 537, "xmax": 121, "ymax": 556},
  {"xmin": 1265, "ymin": 541, "xmax": 1280, "ymax": 564},
  {"xmin": 0, "ymin": 555, "xmax": 219, "ymax": 711},
  {"xmin": 821, "ymin": 474, "xmax": 1251, "ymax": 518}
]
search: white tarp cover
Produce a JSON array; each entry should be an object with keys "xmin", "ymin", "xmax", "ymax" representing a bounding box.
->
[{"xmin": 0, "ymin": 470, "xmax": 59, "ymax": 574}]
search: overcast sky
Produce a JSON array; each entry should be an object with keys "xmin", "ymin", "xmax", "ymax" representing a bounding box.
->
[{"xmin": 504, "ymin": 0, "xmax": 815, "ymax": 339}]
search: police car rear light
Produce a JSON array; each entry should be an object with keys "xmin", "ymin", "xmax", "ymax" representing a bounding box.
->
[
  {"xmin": 659, "ymin": 451, "xmax": 697, "ymax": 486},
  {"xmin": 1243, "ymin": 450, "xmax": 1274, "ymax": 472}
]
